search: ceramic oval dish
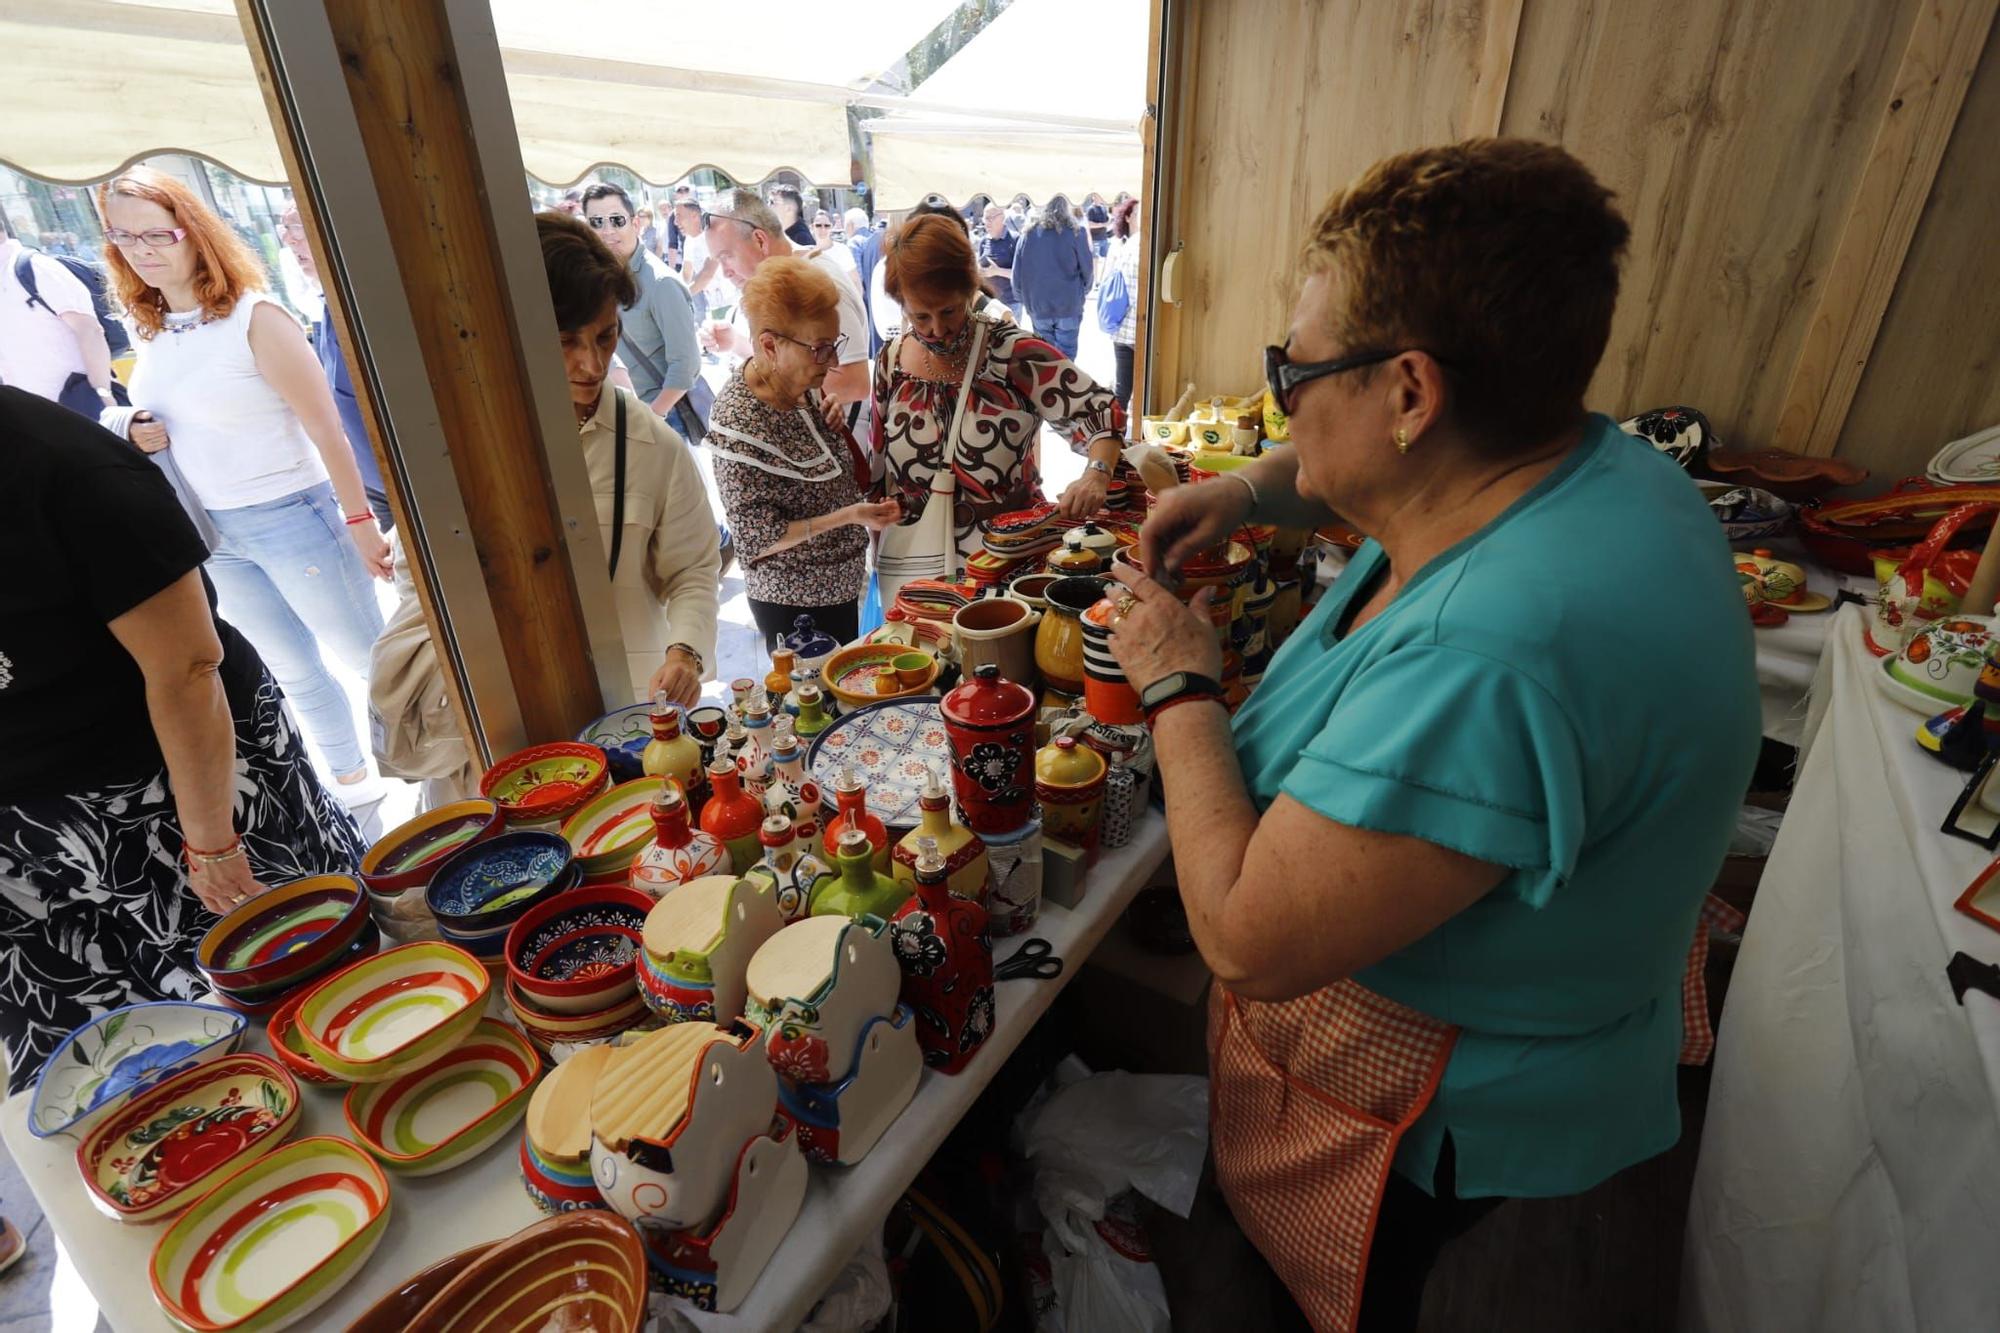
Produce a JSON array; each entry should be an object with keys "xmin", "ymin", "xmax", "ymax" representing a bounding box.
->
[
  {"xmin": 343, "ymin": 1019, "xmax": 542, "ymax": 1175},
  {"xmin": 360, "ymin": 799, "xmax": 505, "ymax": 897},
  {"xmin": 264, "ymin": 991, "xmax": 347, "ymax": 1089},
  {"xmin": 29, "ymin": 1001, "xmax": 246, "ymax": 1141},
  {"xmin": 197, "ymin": 874, "xmax": 371, "ymax": 995},
  {"xmin": 77, "ymin": 1053, "xmax": 300, "ymax": 1223},
  {"xmin": 400, "ymin": 1211, "xmax": 647, "ymax": 1333},
  {"xmin": 296, "ymin": 942, "xmax": 490, "ymax": 1084},
  {"xmin": 148, "ymin": 1134, "xmax": 391, "ymax": 1333},
  {"xmin": 480, "ymin": 742, "xmax": 611, "ymax": 826}
]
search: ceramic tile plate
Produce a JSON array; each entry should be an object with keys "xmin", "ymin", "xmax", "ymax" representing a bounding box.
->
[
  {"xmin": 1929, "ymin": 425, "xmax": 2000, "ymax": 486},
  {"xmin": 30, "ymin": 1002, "xmax": 247, "ymax": 1140},
  {"xmin": 807, "ymin": 696, "xmax": 951, "ymax": 829},
  {"xmin": 343, "ymin": 1020, "xmax": 541, "ymax": 1176},
  {"xmin": 79, "ymin": 1054, "xmax": 300, "ymax": 1222},
  {"xmin": 149, "ymin": 1135, "xmax": 391, "ymax": 1333}
]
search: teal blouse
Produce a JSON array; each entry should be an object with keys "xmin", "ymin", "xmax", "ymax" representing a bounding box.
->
[{"xmin": 1229, "ymin": 415, "xmax": 1760, "ymax": 1199}]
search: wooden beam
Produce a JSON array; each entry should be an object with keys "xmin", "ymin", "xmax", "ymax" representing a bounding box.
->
[
  {"xmin": 1464, "ymin": 0, "xmax": 1526, "ymax": 136},
  {"xmin": 1771, "ymin": 0, "xmax": 2000, "ymax": 457}
]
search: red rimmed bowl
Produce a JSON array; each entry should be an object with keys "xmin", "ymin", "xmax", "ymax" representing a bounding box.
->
[
  {"xmin": 504, "ymin": 885, "xmax": 649, "ymax": 1016},
  {"xmin": 265, "ymin": 990, "xmax": 349, "ymax": 1088},
  {"xmin": 197, "ymin": 875, "xmax": 370, "ymax": 995},
  {"xmin": 480, "ymin": 743, "xmax": 611, "ymax": 826},
  {"xmin": 502, "ymin": 975, "xmax": 649, "ymax": 1052},
  {"xmin": 207, "ymin": 920, "xmax": 381, "ymax": 1018},
  {"xmin": 347, "ymin": 1239, "xmax": 497, "ymax": 1333},
  {"xmin": 360, "ymin": 799, "xmax": 505, "ymax": 897},
  {"xmin": 296, "ymin": 942, "xmax": 491, "ymax": 1084}
]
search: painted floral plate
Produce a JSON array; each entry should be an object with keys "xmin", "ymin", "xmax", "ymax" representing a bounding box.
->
[
  {"xmin": 575, "ymin": 703, "xmax": 663, "ymax": 784},
  {"xmin": 148, "ymin": 1135, "xmax": 391, "ymax": 1333},
  {"xmin": 343, "ymin": 1020, "xmax": 541, "ymax": 1176},
  {"xmin": 78, "ymin": 1054, "xmax": 299, "ymax": 1223},
  {"xmin": 806, "ymin": 696, "xmax": 951, "ymax": 830},
  {"xmin": 30, "ymin": 1001, "xmax": 246, "ymax": 1141}
]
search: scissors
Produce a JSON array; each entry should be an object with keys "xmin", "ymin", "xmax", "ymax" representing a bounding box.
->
[{"xmin": 996, "ymin": 937, "xmax": 1063, "ymax": 981}]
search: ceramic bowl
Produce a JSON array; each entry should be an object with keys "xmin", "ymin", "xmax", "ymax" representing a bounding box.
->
[
  {"xmin": 1881, "ymin": 615, "xmax": 1996, "ymax": 713},
  {"xmin": 77, "ymin": 1054, "xmax": 300, "ymax": 1223},
  {"xmin": 575, "ymin": 703, "xmax": 660, "ymax": 785},
  {"xmin": 208, "ymin": 921, "xmax": 382, "ymax": 1017},
  {"xmin": 823, "ymin": 643, "xmax": 940, "ymax": 709},
  {"xmin": 345, "ymin": 1240, "xmax": 496, "ymax": 1333},
  {"xmin": 504, "ymin": 973, "xmax": 649, "ymax": 1041},
  {"xmin": 149, "ymin": 1135, "xmax": 390, "ymax": 1333},
  {"xmin": 427, "ymin": 831, "xmax": 577, "ymax": 933},
  {"xmin": 480, "ymin": 742, "xmax": 611, "ymax": 826},
  {"xmin": 343, "ymin": 1019, "xmax": 541, "ymax": 1176},
  {"xmin": 519, "ymin": 1134, "xmax": 607, "ymax": 1214},
  {"xmin": 359, "ymin": 799, "xmax": 505, "ymax": 898},
  {"xmin": 197, "ymin": 875, "xmax": 371, "ymax": 995},
  {"xmin": 265, "ymin": 991, "xmax": 347, "ymax": 1088},
  {"xmin": 505, "ymin": 885, "xmax": 650, "ymax": 1015},
  {"xmin": 296, "ymin": 942, "xmax": 491, "ymax": 1084},
  {"xmin": 398, "ymin": 1212, "xmax": 647, "ymax": 1333},
  {"xmin": 29, "ymin": 1001, "xmax": 245, "ymax": 1141},
  {"xmin": 561, "ymin": 779, "xmax": 667, "ymax": 884}
]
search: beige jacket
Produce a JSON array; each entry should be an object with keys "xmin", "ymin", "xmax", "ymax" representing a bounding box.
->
[{"xmin": 581, "ymin": 386, "xmax": 720, "ymax": 704}]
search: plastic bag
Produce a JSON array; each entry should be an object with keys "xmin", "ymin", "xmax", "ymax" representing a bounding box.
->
[{"xmin": 1730, "ymin": 804, "xmax": 1786, "ymax": 858}]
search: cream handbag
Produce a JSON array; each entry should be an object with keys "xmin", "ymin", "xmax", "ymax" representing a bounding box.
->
[{"xmin": 877, "ymin": 315, "xmax": 991, "ymax": 588}]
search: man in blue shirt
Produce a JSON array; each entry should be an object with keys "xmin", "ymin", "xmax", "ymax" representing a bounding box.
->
[
  {"xmin": 277, "ymin": 208, "xmax": 391, "ymax": 529},
  {"xmin": 582, "ymin": 183, "xmax": 700, "ymax": 420},
  {"xmin": 977, "ymin": 203, "xmax": 1021, "ymax": 319}
]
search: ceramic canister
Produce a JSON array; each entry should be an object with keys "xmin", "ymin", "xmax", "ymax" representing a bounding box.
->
[
  {"xmin": 1035, "ymin": 737, "xmax": 1108, "ymax": 864},
  {"xmin": 939, "ymin": 665, "xmax": 1039, "ymax": 836},
  {"xmin": 1035, "ymin": 576, "xmax": 1109, "ymax": 698},
  {"xmin": 1099, "ymin": 758, "xmax": 1137, "ymax": 851},
  {"xmin": 953, "ymin": 594, "xmax": 1041, "ymax": 688},
  {"xmin": 1079, "ymin": 597, "xmax": 1143, "ymax": 725},
  {"xmin": 983, "ymin": 818, "xmax": 1044, "ymax": 937},
  {"xmin": 1008, "ymin": 572, "xmax": 1058, "ymax": 613}
]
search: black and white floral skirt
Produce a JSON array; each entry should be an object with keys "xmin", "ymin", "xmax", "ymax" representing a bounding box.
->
[{"xmin": 0, "ymin": 673, "xmax": 365, "ymax": 1095}]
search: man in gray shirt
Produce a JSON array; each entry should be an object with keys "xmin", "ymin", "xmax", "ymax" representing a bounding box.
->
[{"xmin": 582, "ymin": 183, "xmax": 698, "ymax": 417}]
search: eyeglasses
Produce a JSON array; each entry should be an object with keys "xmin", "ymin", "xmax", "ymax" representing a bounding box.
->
[
  {"xmin": 1264, "ymin": 342, "xmax": 1442, "ymax": 412},
  {"xmin": 771, "ymin": 331, "xmax": 847, "ymax": 365},
  {"xmin": 586, "ymin": 213, "xmax": 630, "ymax": 230},
  {"xmin": 106, "ymin": 227, "xmax": 187, "ymax": 249}
]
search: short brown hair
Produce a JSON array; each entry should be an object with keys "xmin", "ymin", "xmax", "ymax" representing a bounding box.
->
[
  {"xmin": 536, "ymin": 210, "xmax": 635, "ymax": 331},
  {"xmin": 741, "ymin": 255, "xmax": 840, "ymax": 335},
  {"xmin": 883, "ymin": 212, "xmax": 985, "ymax": 305},
  {"xmin": 1305, "ymin": 139, "xmax": 1629, "ymax": 451}
]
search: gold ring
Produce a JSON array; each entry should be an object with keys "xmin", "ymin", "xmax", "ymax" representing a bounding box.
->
[{"xmin": 1114, "ymin": 594, "xmax": 1139, "ymax": 618}]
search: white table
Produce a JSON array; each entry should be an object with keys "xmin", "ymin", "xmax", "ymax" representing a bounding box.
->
[
  {"xmin": 1, "ymin": 819, "xmax": 1170, "ymax": 1331},
  {"xmin": 1681, "ymin": 606, "xmax": 2000, "ymax": 1331}
]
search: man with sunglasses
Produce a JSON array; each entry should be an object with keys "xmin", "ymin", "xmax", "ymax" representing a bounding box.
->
[{"xmin": 581, "ymin": 182, "xmax": 699, "ymax": 422}]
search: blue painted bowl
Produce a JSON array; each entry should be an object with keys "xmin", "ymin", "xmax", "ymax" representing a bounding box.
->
[
  {"xmin": 28, "ymin": 1002, "xmax": 246, "ymax": 1140},
  {"xmin": 575, "ymin": 702, "xmax": 667, "ymax": 784},
  {"xmin": 427, "ymin": 831, "xmax": 577, "ymax": 932}
]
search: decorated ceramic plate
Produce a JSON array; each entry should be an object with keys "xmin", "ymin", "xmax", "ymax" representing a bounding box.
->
[
  {"xmin": 575, "ymin": 703, "xmax": 662, "ymax": 784},
  {"xmin": 1929, "ymin": 425, "xmax": 2000, "ymax": 486},
  {"xmin": 479, "ymin": 742, "xmax": 610, "ymax": 822},
  {"xmin": 296, "ymin": 942, "xmax": 491, "ymax": 1084},
  {"xmin": 30, "ymin": 1001, "xmax": 246, "ymax": 1141},
  {"xmin": 343, "ymin": 1020, "xmax": 541, "ymax": 1176},
  {"xmin": 78, "ymin": 1054, "xmax": 299, "ymax": 1223},
  {"xmin": 807, "ymin": 696, "xmax": 951, "ymax": 830},
  {"xmin": 823, "ymin": 644, "xmax": 939, "ymax": 708},
  {"xmin": 149, "ymin": 1135, "xmax": 390, "ymax": 1333}
]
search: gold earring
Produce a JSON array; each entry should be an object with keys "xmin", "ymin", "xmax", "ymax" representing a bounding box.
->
[{"xmin": 1395, "ymin": 428, "xmax": 1410, "ymax": 455}]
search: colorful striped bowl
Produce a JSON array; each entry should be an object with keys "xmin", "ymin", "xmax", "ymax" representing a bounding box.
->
[
  {"xmin": 208, "ymin": 921, "xmax": 380, "ymax": 1017},
  {"xmin": 265, "ymin": 991, "xmax": 347, "ymax": 1088},
  {"xmin": 148, "ymin": 1135, "xmax": 390, "ymax": 1333},
  {"xmin": 504, "ymin": 885, "xmax": 649, "ymax": 1016},
  {"xmin": 518, "ymin": 1134, "xmax": 606, "ymax": 1214},
  {"xmin": 77, "ymin": 1054, "xmax": 300, "ymax": 1224},
  {"xmin": 197, "ymin": 875, "xmax": 371, "ymax": 995},
  {"xmin": 399, "ymin": 1211, "xmax": 646, "ymax": 1333},
  {"xmin": 360, "ymin": 799, "xmax": 505, "ymax": 898},
  {"xmin": 561, "ymin": 778, "xmax": 666, "ymax": 883},
  {"xmin": 345, "ymin": 1239, "xmax": 496, "ymax": 1333},
  {"xmin": 295, "ymin": 942, "xmax": 490, "ymax": 1085},
  {"xmin": 343, "ymin": 1019, "xmax": 541, "ymax": 1176}
]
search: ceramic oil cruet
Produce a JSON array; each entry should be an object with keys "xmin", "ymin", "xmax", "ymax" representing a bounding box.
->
[
  {"xmin": 737, "ymin": 693, "xmax": 775, "ymax": 799},
  {"xmin": 891, "ymin": 837, "xmax": 996, "ymax": 1075},
  {"xmin": 823, "ymin": 765, "xmax": 891, "ymax": 872},
  {"xmin": 794, "ymin": 683, "xmax": 834, "ymax": 741},
  {"xmin": 700, "ymin": 757, "xmax": 765, "ymax": 874},
  {"xmin": 630, "ymin": 782, "xmax": 730, "ymax": 898},
  {"xmin": 893, "ymin": 766, "xmax": 990, "ymax": 905},
  {"xmin": 766, "ymin": 649, "xmax": 800, "ymax": 716},
  {"xmin": 810, "ymin": 829, "xmax": 911, "ymax": 921},
  {"xmin": 747, "ymin": 814, "xmax": 809, "ymax": 922},
  {"xmin": 765, "ymin": 718, "xmax": 814, "ymax": 823},
  {"xmin": 642, "ymin": 692, "xmax": 706, "ymax": 807},
  {"xmin": 940, "ymin": 664, "xmax": 1039, "ymax": 835}
]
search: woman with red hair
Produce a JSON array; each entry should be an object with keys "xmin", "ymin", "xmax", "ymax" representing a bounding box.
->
[
  {"xmin": 100, "ymin": 167, "xmax": 389, "ymax": 797},
  {"xmin": 871, "ymin": 212, "xmax": 1123, "ymax": 600}
]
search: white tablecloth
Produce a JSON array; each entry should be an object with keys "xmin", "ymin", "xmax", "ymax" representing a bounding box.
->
[
  {"xmin": 1682, "ymin": 606, "xmax": 2000, "ymax": 1331},
  {"xmin": 1747, "ymin": 547, "xmax": 1874, "ymax": 747}
]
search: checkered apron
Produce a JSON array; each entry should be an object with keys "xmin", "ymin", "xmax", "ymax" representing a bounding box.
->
[
  {"xmin": 1208, "ymin": 978, "xmax": 1459, "ymax": 1332},
  {"xmin": 1677, "ymin": 892, "xmax": 1746, "ymax": 1066}
]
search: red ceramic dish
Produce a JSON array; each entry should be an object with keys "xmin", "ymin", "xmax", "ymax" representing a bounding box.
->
[
  {"xmin": 481, "ymin": 744, "xmax": 611, "ymax": 823},
  {"xmin": 361, "ymin": 799, "xmax": 505, "ymax": 896},
  {"xmin": 1799, "ymin": 479, "xmax": 2000, "ymax": 573},
  {"xmin": 196, "ymin": 874, "xmax": 370, "ymax": 994},
  {"xmin": 504, "ymin": 885, "xmax": 650, "ymax": 1015}
]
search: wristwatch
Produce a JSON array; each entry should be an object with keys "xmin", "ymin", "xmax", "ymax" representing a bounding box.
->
[
  {"xmin": 1139, "ymin": 671, "xmax": 1224, "ymax": 712},
  {"xmin": 1084, "ymin": 459, "xmax": 1114, "ymax": 480},
  {"xmin": 667, "ymin": 643, "xmax": 705, "ymax": 674}
]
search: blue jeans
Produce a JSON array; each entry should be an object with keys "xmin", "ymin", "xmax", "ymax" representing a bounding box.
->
[
  {"xmin": 1035, "ymin": 313, "xmax": 1082, "ymax": 362},
  {"xmin": 206, "ymin": 482, "xmax": 383, "ymax": 776}
]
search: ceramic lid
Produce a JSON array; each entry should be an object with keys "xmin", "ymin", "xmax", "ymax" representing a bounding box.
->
[
  {"xmin": 1036, "ymin": 736, "xmax": 1107, "ymax": 788},
  {"xmin": 941, "ymin": 664, "xmax": 1036, "ymax": 729}
]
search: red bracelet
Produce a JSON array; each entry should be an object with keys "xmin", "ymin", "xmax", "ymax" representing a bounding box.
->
[
  {"xmin": 343, "ymin": 513, "xmax": 375, "ymax": 526},
  {"xmin": 1144, "ymin": 692, "xmax": 1224, "ymax": 727}
]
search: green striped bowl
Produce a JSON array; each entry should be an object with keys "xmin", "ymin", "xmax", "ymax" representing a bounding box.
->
[
  {"xmin": 149, "ymin": 1135, "xmax": 390, "ymax": 1332},
  {"xmin": 296, "ymin": 942, "xmax": 490, "ymax": 1084},
  {"xmin": 343, "ymin": 1020, "xmax": 542, "ymax": 1176}
]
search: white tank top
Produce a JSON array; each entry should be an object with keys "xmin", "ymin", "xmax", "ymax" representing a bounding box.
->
[{"xmin": 126, "ymin": 291, "xmax": 328, "ymax": 510}]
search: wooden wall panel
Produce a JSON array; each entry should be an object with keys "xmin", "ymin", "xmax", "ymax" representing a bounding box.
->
[{"xmin": 1835, "ymin": 15, "xmax": 2000, "ymax": 482}]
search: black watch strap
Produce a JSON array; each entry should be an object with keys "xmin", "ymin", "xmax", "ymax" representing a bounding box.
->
[{"xmin": 1139, "ymin": 671, "xmax": 1225, "ymax": 711}]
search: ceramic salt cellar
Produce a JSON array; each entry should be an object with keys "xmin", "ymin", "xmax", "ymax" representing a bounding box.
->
[
  {"xmin": 822, "ymin": 765, "xmax": 891, "ymax": 872},
  {"xmin": 892, "ymin": 767, "xmax": 990, "ymax": 904},
  {"xmin": 699, "ymin": 758, "xmax": 764, "ymax": 875},
  {"xmin": 940, "ymin": 664, "xmax": 1039, "ymax": 835},
  {"xmin": 891, "ymin": 837, "xmax": 996, "ymax": 1074},
  {"xmin": 810, "ymin": 829, "xmax": 911, "ymax": 921},
  {"xmin": 630, "ymin": 783, "xmax": 730, "ymax": 899},
  {"xmin": 641, "ymin": 694, "xmax": 705, "ymax": 802},
  {"xmin": 1035, "ymin": 736, "xmax": 1109, "ymax": 863}
]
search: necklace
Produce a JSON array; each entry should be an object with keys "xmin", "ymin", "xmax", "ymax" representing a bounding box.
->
[{"xmin": 160, "ymin": 306, "xmax": 218, "ymax": 335}]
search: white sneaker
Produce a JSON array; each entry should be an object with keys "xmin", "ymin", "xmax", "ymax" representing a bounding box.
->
[{"xmin": 333, "ymin": 774, "xmax": 386, "ymax": 809}]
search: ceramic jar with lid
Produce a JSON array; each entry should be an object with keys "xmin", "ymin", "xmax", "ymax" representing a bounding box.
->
[
  {"xmin": 782, "ymin": 614, "xmax": 840, "ymax": 680},
  {"xmin": 1035, "ymin": 576, "xmax": 1110, "ymax": 702},
  {"xmin": 630, "ymin": 784, "xmax": 729, "ymax": 898},
  {"xmin": 1035, "ymin": 736, "xmax": 1109, "ymax": 863},
  {"xmin": 890, "ymin": 838, "xmax": 995, "ymax": 1075},
  {"xmin": 1047, "ymin": 529, "xmax": 1108, "ymax": 577},
  {"xmin": 941, "ymin": 664, "xmax": 1039, "ymax": 835},
  {"xmin": 892, "ymin": 767, "xmax": 990, "ymax": 904}
]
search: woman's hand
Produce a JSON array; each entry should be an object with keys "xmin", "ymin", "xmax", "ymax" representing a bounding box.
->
[
  {"xmin": 130, "ymin": 414, "xmax": 171, "ymax": 454},
  {"xmin": 1057, "ymin": 468, "xmax": 1110, "ymax": 521},
  {"xmin": 348, "ymin": 519, "xmax": 393, "ymax": 580},
  {"xmin": 820, "ymin": 393, "xmax": 847, "ymax": 430},
  {"xmin": 846, "ymin": 499, "xmax": 902, "ymax": 532},
  {"xmin": 1105, "ymin": 562, "xmax": 1223, "ymax": 693},
  {"xmin": 649, "ymin": 647, "xmax": 702, "ymax": 708},
  {"xmin": 188, "ymin": 854, "xmax": 269, "ymax": 916},
  {"xmin": 1137, "ymin": 474, "xmax": 1253, "ymax": 581}
]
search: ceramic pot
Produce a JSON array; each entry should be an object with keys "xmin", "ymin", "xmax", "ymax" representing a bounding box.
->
[
  {"xmin": 940, "ymin": 664, "xmax": 1040, "ymax": 835},
  {"xmin": 698, "ymin": 760, "xmax": 764, "ymax": 874},
  {"xmin": 890, "ymin": 838, "xmax": 995, "ymax": 1074},
  {"xmin": 953, "ymin": 594, "xmax": 1041, "ymax": 688},
  {"xmin": 1035, "ymin": 737, "xmax": 1108, "ymax": 862},
  {"xmin": 782, "ymin": 614, "xmax": 840, "ymax": 678},
  {"xmin": 1035, "ymin": 576, "xmax": 1109, "ymax": 699},
  {"xmin": 1079, "ymin": 597, "xmax": 1143, "ymax": 725},
  {"xmin": 1882, "ymin": 616, "xmax": 1997, "ymax": 712},
  {"xmin": 1046, "ymin": 529, "xmax": 1108, "ymax": 576},
  {"xmin": 1007, "ymin": 571, "xmax": 1058, "ymax": 611},
  {"xmin": 641, "ymin": 700, "xmax": 704, "ymax": 796}
]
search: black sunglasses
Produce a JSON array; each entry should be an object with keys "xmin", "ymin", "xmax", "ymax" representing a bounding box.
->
[
  {"xmin": 1264, "ymin": 343, "xmax": 1442, "ymax": 412},
  {"xmin": 586, "ymin": 213, "xmax": 630, "ymax": 230}
]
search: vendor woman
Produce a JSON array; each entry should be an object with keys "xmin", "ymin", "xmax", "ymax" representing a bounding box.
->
[{"xmin": 1108, "ymin": 139, "xmax": 1760, "ymax": 1329}]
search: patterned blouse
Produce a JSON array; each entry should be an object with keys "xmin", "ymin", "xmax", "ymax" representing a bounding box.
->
[
  {"xmin": 709, "ymin": 366, "xmax": 868, "ymax": 605},
  {"xmin": 870, "ymin": 317, "xmax": 1124, "ymax": 557}
]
